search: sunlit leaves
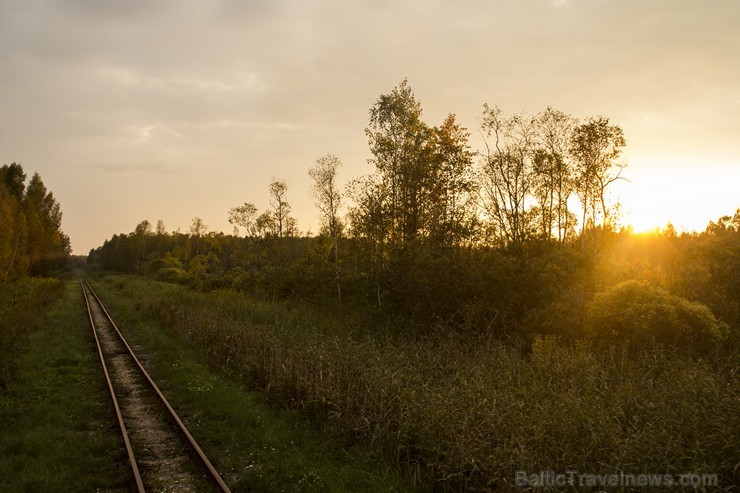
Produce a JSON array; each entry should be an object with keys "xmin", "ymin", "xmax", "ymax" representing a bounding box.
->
[{"xmin": 0, "ymin": 163, "xmax": 70, "ymax": 280}]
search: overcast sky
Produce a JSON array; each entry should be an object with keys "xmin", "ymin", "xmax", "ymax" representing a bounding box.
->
[{"xmin": 1, "ymin": 0, "xmax": 738, "ymax": 254}]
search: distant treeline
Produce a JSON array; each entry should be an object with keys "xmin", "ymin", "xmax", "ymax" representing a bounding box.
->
[
  {"xmin": 88, "ymin": 80, "xmax": 739, "ymax": 345},
  {"xmin": 0, "ymin": 163, "xmax": 71, "ymax": 282}
]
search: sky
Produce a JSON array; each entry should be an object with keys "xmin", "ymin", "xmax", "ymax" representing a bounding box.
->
[{"xmin": 1, "ymin": 0, "xmax": 738, "ymax": 254}]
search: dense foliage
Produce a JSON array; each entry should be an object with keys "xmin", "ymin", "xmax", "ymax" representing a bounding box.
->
[
  {"xmin": 86, "ymin": 81, "xmax": 739, "ymax": 349},
  {"xmin": 586, "ymin": 280, "xmax": 728, "ymax": 351},
  {"xmin": 0, "ymin": 163, "xmax": 71, "ymax": 281}
]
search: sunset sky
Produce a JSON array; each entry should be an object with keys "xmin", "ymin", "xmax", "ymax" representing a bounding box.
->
[{"xmin": 1, "ymin": 0, "xmax": 738, "ymax": 254}]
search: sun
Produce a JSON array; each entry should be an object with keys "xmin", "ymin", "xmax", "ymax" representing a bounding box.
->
[
  {"xmin": 611, "ymin": 177, "xmax": 673, "ymax": 233},
  {"xmin": 613, "ymin": 162, "xmax": 740, "ymax": 235}
]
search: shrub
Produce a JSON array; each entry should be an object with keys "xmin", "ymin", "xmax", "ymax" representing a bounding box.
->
[
  {"xmin": 586, "ymin": 280, "xmax": 728, "ymax": 352},
  {"xmin": 156, "ymin": 267, "xmax": 190, "ymax": 285},
  {"xmin": 146, "ymin": 258, "xmax": 168, "ymax": 275}
]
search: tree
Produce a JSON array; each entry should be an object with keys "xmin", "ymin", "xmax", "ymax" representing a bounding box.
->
[
  {"xmin": 352, "ymin": 82, "xmax": 481, "ymax": 309},
  {"xmin": 134, "ymin": 219, "xmax": 152, "ymax": 273},
  {"xmin": 23, "ymin": 173, "xmax": 68, "ymax": 275},
  {"xmin": 228, "ymin": 202, "xmax": 259, "ymax": 238},
  {"xmin": 479, "ymin": 105, "xmax": 539, "ymax": 245},
  {"xmin": 570, "ymin": 116, "xmax": 626, "ymax": 252},
  {"xmin": 155, "ymin": 219, "xmax": 166, "ymax": 256},
  {"xmin": 1, "ymin": 165, "xmax": 70, "ymax": 278},
  {"xmin": 268, "ymin": 180, "xmax": 297, "ymax": 262},
  {"xmin": 309, "ymin": 154, "xmax": 343, "ymax": 238},
  {"xmin": 366, "ymin": 79, "xmax": 436, "ymax": 245},
  {"xmin": 309, "ymin": 153, "xmax": 344, "ymax": 303},
  {"xmin": 134, "ymin": 220, "xmax": 152, "ymax": 236},
  {"xmin": 347, "ymin": 174, "xmax": 390, "ymax": 308},
  {"xmin": 189, "ymin": 217, "xmax": 208, "ymax": 257},
  {"xmin": 255, "ymin": 210, "xmax": 276, "ymax": 237},
  {"xmin": 0, "ymin": 164, "xmax": 27, "ymax": 282},
  {"xmin": 0, "ymin": 163, "xmax": 26, "ymax": 199},
  {"xmin": 156, "ymin": 219, "xmax": 166, "ymax": 236},
  {"xmin": 532, "ymin": 107, "xmax": 576, "ymax": 242},
  {"xmin": 428, "ymin": 114, "xmax": 478, "ymax": 248}
]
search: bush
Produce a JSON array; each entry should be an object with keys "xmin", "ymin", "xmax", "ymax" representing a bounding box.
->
[
  {"xmin": 586, "ymin": 280, "xmax": 728, "ymax": 352},
  {"xmin": 146, "ymin": 258, "xmax": 168, "ymax": 275},
  {"xmin": 156, "ymin": 267, "xmax": 190, "ymax": 285}
]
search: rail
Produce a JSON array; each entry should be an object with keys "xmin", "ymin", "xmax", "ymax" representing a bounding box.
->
[{"xmin": 81, "ymin": 278, "xmax": 231, "ymax": 492}]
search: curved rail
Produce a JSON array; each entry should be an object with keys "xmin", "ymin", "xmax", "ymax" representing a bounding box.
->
[{"xmin": 81, "ymin": 278, "xmax": 231, "ymax": 493}]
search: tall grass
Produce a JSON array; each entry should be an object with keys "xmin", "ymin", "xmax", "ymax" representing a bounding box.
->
[
  {"xmin": 101, "ymin": 274, "xmax": 739, "ymax": 491},
  {"xmin": 0, "ymin": 277, "xmax": 64, "ymax": 387}
]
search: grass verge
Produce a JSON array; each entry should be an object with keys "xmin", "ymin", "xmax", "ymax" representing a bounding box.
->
[
  {"xmin": 0, "ymin": 277, "xmax": 64, "ymax": 387},
  {"xmin": 86, "ymin": 274, "xmax": 419, "ymax": 492},
  {"xmin": 0, "ymin": 278, "xmax": 129, "ymax": 492}
]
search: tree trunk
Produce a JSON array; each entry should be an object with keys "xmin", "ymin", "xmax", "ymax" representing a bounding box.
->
[
  {"xmin": 333, "ymin": 228, "xmax": 341, "ymax": 306},
  {"xmin": 2, "ymin": 234, "xmax": 20, "ymax": 285}
]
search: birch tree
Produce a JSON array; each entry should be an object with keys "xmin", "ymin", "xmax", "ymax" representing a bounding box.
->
[
  {"xmin": 479, "ymin": 104, "xmax": 538, "ymax": 245},
  {"xmin": 366, "ymin": 79, "xmax": 436, "ymax": 245},
  {"xmin": 268, "ymin": 180, "xmax": 297, "ymax": 263},
  {"xmin": 228, "ymin": 202, "xmax": 259, "ymax": 237},
  {"xmin": 570, "ymin": 116, "xmax": 626, "ymax": 252},
  {"xmin": 309, "ymin": 153, "xmax": 343, "ymax": 303},
  {"xmin": 533, "ymin": 107, "xmax": 576, "ymax": 242}
]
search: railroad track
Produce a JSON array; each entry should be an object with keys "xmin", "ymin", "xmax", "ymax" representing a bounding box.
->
[{"xmin": 81, "ymin": 278, "xmax": 231, "ymax": 493}]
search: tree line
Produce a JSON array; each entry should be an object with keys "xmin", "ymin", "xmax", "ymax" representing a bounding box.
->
[
  {"xmin": 87, "ymin": 80, "xmax": 738, "ymax": 341},
  {"xmin": 0, "ymin": 163, "xmax": 71, "ymax": 283}
]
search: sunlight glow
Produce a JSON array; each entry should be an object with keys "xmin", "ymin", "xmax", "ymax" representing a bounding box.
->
[{"xmin": 614, "ymin": 160, "xmax": 740, "ymax": 233}]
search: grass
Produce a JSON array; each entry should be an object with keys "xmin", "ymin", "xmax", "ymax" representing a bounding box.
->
[
  {"xmin": 0, "ymin": 277, "xmax": 64, "ymax": 387},
  {"xmin": 86, "ymin": 274, "xmax": 420, "ymax": 492},
  {"xmin": 0, "ymin": 278, "xmax": 130, "ymax": 492},
  {"xmin": 91, "ymin": 272, "xmax": 740, "ymax": 492}
]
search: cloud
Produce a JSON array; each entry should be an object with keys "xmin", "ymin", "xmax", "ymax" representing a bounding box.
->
[
  {"xmin": 87, "ymin": 62, "xmax": 265, "ymax": 94},
  {"xmin": 87, "ymin": 160, "xmax": 173, "ymax": 174},
  {"xmin": 1, "ymin": 0, "xmax": 738, "ymax": 253}
]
